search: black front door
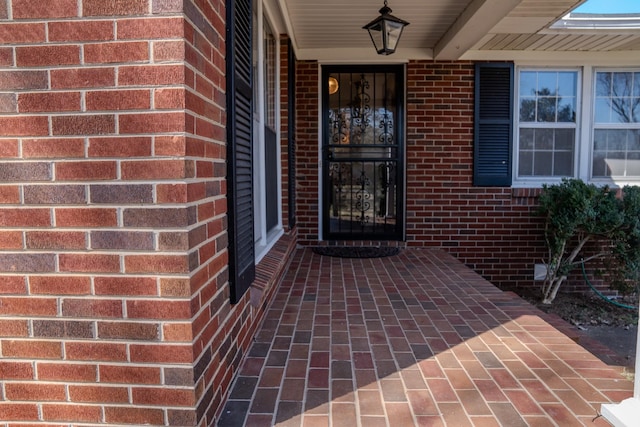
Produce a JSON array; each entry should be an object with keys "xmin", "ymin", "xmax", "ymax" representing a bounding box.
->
[{"xmin": 322, "ymin": 65, "xmax": 404, "ymax": 240}]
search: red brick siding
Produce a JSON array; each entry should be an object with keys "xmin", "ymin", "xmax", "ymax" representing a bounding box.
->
[
  {"xmin": 404, "ymin": 61, "xmax": 547, "ymax": 290},
  {"xmin": 294, "ymin": 61, "xmax": 321, "ymax": 242},
  {"xmin": 295, "ymin": 60, "xmax": 547, "ymax": 291},
  {"xmin": 180, "ymin": 2, "xmax": 286, "ymax": 426},
  {"xmin": 0, "ymin": 1, "xmax": 208, "ymax": 425},
  {"xmin": 183, "ymin": 0, "xmax": 236, "ymax": 424}
]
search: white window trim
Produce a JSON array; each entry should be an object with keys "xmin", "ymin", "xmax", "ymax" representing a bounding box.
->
[
  {"xmin": 578, "ymin": 66, "xmax": 593, "ymax": 184},
  {"xmin": 512, "ymin": 64, "xmax": 640, "ymax": 189},
  {"xmin": 254, "ymin": 0, "xmax": 283, "ymax": 263}
]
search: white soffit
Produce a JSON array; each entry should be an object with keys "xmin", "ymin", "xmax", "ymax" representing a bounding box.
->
[
  {"xmin": 279, "ymin": 0, "xmax": 476, "ymax": 61},
  {"xmin": 275, "ymin": 0, "xmax": 640, "ymax": 61},
  {"xmin": 492, "ymin": 17, "xmax": 558, "ymax": 33}
]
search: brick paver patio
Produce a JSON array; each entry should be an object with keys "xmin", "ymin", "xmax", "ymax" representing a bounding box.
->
[{"xmin": 219, "ymin": 248, "xmax": 633, "ymax": 426}]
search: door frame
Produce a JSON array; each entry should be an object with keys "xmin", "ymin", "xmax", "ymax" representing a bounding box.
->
[{"xmin": 320, "ymin": 64, "xmax": 406, "ymax": 241}]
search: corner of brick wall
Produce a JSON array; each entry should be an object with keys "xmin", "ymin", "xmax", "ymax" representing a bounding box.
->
[{"xmin": 0, "ymin": 1, "xmax": 233, "ymax": 425}]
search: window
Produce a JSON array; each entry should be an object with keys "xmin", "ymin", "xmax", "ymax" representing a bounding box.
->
[
  {"xmin": 252, "ymin": 0, "xmax": 282, "ymax": 261},
  {"xmin": 592, "ymin": 71, "xmax": 640, "ymax": 178},
  {"xmin": 475, "ymin": 65, "xmax": 640, "ymax": 188},
  {"xmin": 516, "ymin": 70, "xmax": 578, "ymax": 178},
  {"xmin": 226, "ymin": 0, "xmax": 283, "ymax": 303}
]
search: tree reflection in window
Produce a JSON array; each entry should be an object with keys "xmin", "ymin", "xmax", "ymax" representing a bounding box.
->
[
  {"xmin": 595, "ymin": 72, "xmax": 640, "ymax": 124},
  {"xmin": 593, "ymin": 71, "xmax": 640, "ymax": 178}
]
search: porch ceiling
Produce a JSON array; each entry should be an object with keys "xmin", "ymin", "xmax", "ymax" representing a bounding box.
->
[{"xmin": 272, "ymin": 0, "xmax": 640, "ymax": 62}]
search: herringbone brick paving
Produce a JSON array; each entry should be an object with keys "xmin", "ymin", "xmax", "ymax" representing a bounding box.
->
[{"xmin": 219, "ymin": 248, "xmax": 633, "ymax": 426}]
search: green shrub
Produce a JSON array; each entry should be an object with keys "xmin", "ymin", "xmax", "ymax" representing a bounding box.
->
[{"xmin": 536, "ymin": 178, "xmax": 640, "ymax": 304}]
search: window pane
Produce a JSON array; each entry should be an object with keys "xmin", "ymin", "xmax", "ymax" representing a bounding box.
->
[
  {"xmin": 594, "ymin": 98, "xmax": 611, "ymax": 123},
  {"xmin": 607, "ymin": 152, "xmax": 626, "ymax": 175},
  {"xmin": 593, "ymin": 129, "xmax": 607, "ymax": 151},
  {"xmin": 554, "ymin": 151, "xmax": 573, "ymax": 176},
  {"xmin": 592, "ymin": 128, "xmax": 640, "ymax": 178},
  {"xmin": 629, "ymin": 129, "xmax": 640, "ymax": 150},
  {"xmin": 520, "ymin": 128, "xmax": 534, "ymax": 149},
  {"xmin": 609, "ymin": 130, "xmax": 627, "ymax": 150},
  {"xmin": 520, "ymin": 72, "xmax": 536, "ymax": 96},
  {"xmin": 558, "ymin": 72, "xmax": 577, "ymax": 97},
  {"xmin": 613, "ymin": 72, "xmax": 633, "ymax": 97},
  {"xmin": 264, "ymin": 17, "xmax": 277, "ymax": 130},
  {"xmin": 611, "ymin": 97, "xmax": 632, "ymax": 123},
  {"xmin": 520, "ymin": 98, "xmax": 536, "ymax": 122},
  {"xmin": 518, "ymin": 151, "xmax": 533, "ymax": 176},
  {"xmin": 592, "ymin": 151, "xmax": 608, "ymax": 177},
  {"xmin": 537, "ymin": 97, "xmax": 557, "ymax": 122},
  {"xmin": 517, "ymin": 70, "xmax": 578, "ymax": 179},
  {"xmin": 596, "ymin": 72, "xmax": 612, "ymax": 96},
  {"xmin": 535, "ymin": 128, "xmax": 553, "ymax": 150},
  {"xmin": 555, "ymin": 128, "xmax": 574, "ymax": 150},
  {"xmin": 592, "ymin": 72, "xmax": 640, "ymax": 179},
  {"xmin": 632, "ymin": 97, "xmax": 640, "ymax": 123},
  {"xmin": 519, "ymin": 70, "xmax": 577, "ymax": 125},
  {"xmin": 538, "ymin": 73, "xmax": 557, "ymax": 94},
  {"xmin": 628, "ymin": 151, "xmax": 640, "ymax": 175},
  {"xmin": 557, "ymin": 97, "xmax": 576, "ymax": 122},
  {"xmin": 534, "ymin": 152, "xmax": 553, "ymax": 175},
  {"xmin": 517, "ymin": 127, "xmax": 576, "ymax": 178},
  {"xmin": 596, "ymin": 71, "xmax": 640, "ymax": 124}
]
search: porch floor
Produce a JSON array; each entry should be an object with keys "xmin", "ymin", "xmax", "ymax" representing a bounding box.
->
[{"xmin": 219, "ymin": 248, "xmax": 633, "ymax": 426}]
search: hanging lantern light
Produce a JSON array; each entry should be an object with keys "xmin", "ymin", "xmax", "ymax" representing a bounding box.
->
[{"xmin": 363, "ymin": 0, "xmax": 409, "ymax": 55}]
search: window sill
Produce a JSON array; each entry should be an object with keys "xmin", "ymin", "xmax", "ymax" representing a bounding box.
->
[{"xmin": 250, "ymin": 231, "xmax": 296, "ymax": 309}]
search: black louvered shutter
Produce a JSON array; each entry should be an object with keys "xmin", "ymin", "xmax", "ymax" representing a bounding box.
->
[
  {"xmin": 473, "ymin": 63, "xmax": 513, "ymax": 186},
  {"xmin": 227, "ymin": 0, "xmax": 255, "ymax": 304}
]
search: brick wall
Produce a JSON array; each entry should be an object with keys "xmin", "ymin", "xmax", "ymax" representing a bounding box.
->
[
  {"xmin": 0, "ymin": 1, "xmax": 272, "ymax": 426},
  {"xmin": 404, "ymin": 61, "xmax": 545, "ymax": 290},
  {"xmin": 294, "ymin": 61, "xmax": 320, "ymax": 243},
  {"xmin": 182, "ymin": 1, "xmax": 254, "ymax": 425},
  {"xmin": 295, "ymin": 60, "xmax": 547, "ymax": 291}
]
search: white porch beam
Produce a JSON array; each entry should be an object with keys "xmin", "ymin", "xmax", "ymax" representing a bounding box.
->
[
  {"xmin": 433, "ymin": 0, "xmax": 524, "ymax": 60},
  {"xmin": 275, "ymin": 0, "xmax": 300, "ymax": 55}
]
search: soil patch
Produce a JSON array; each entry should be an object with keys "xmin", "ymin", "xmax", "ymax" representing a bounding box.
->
[
  {"xmin": 518, "ymin": 289, "xmax": 638, "ymax": 366},
  {"xmin": 525, "ymin": 291, "xmax": 638, "ymax": 328}
]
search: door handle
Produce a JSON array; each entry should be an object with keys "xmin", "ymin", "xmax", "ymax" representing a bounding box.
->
[{"xmin": 326, "ymin": 148, "xmax": 333, "ymax": 160}]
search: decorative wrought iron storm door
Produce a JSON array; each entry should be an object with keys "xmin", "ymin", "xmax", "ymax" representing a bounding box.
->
[{"xmin": 322, "ymin": 65, "xmax": 404, "ymax": 240}]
